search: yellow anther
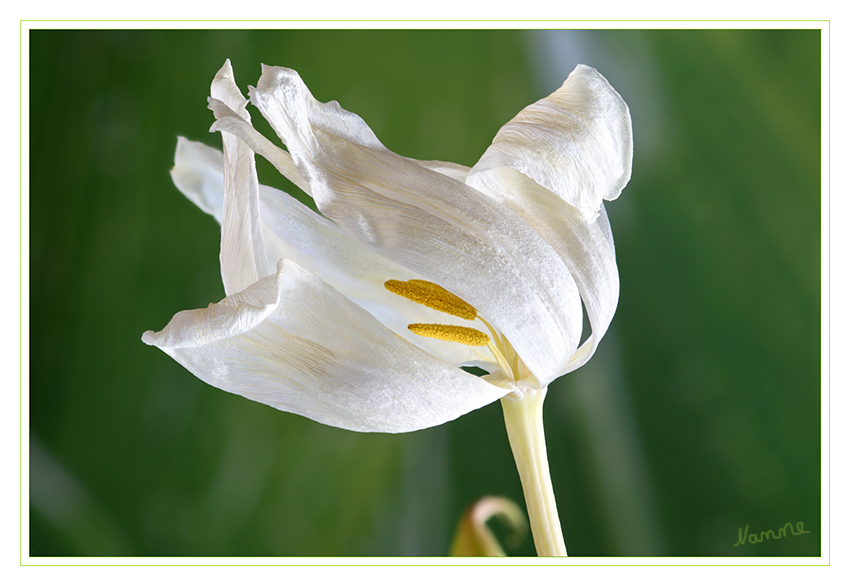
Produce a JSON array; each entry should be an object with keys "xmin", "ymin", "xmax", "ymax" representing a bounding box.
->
[
  {"xmin": 384, "ymin": 279, "xmax": 477, "ymax": 320},
  {"xmin": 408, "ymin": 323, "xmax": 491, "ymax": 347}
]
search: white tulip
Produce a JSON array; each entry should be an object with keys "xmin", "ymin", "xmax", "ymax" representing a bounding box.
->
[{"xmin": 144, "ymin": 60, "xmax": 632, "ymax": 556}]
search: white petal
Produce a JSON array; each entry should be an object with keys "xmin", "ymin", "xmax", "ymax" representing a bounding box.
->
[
  {"xmin": 142, "ymin": 260, "xmax": 508, "ymax": 433},
  {"xmin": 469, "ymin": 64, "xmax": 632, "ymax": 222},
  {"xmin": 170, "ymin": 137, "xmax": 224, "ymax": 223},
  {"xmin": 410, "ymin": 159, "xmax": 470, "ymax": 183},
  {"xmin": 562, "ymin": 205, "xmax": 618, "ymax": 372},
  {"xmin": 211, "ymin": 60, "xmax": 269, "ymax": 295},
  {"xmin": 249, "ymin": 66, "xmax": 584, "ymax": 386},
  {"xmin": 466, "ymin": 166, "xmax": 619, "ymax": 375},
  {"xmin": 208, "ymin": 99, "xmax": 313, "ymax": 197}
]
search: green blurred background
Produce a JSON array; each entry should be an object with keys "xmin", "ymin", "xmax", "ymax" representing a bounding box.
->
[{"xmin": 28, "ymin": 29, "xmax": 821, "ymax": 557}]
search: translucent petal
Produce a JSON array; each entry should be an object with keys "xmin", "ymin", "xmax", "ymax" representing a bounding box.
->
[
  {"xmin": 466, "ymin": 166, "xmax": 619, "ymax": 375},
  {"xmin": 469, "ymin": 64, "xmax": 632, "ymax": 222},
  {"xmin": 208, "ymin": 98, "xmax": 312, "ymax": 197},
  {"xmin": 142, "ymin": 260, "xmax": 508, "ymax": 433},
  {"xmin": 211, "ymin": 60, "xmax": 269, "ymax": 294},
  {"xmin": 170, "ymin": 137, "xmax": 224, "ymax": 223}
]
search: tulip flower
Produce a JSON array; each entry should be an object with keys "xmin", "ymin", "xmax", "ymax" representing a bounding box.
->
[{"xmin": 143, "ymin": 59, "xmax": 632, "ymax": 556}]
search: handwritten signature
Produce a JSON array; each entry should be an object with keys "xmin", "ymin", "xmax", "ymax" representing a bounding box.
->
[{"xmin": 733, "ymin": 522, "xmax": 810, "ymax": 547}]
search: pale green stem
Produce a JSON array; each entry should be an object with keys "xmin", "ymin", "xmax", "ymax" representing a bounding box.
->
[{"xmin": 500, "ymin": 387, "xmax": 567, "ymax": 556}]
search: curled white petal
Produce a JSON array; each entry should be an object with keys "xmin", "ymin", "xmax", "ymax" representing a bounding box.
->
[
  {"xmin": 469, "ymin": 64, "xmax": 632, "ymax": 222},
  {"xmin": 170, "ymin": 137, "xmax": 224, "ymax": 223},
  {"xmin": 467, "ymin": 166, "xmax": 619, "ymax": 374},
  {"xmin": 208, "ymin": 98, "xmax": 313, "ymax": 197},
  {"xmin": 211, "ymin": 60, "xmax": 269, "ymax": 295},
  {"xmin": 142, "ymin": 260, "xmax": 508, "ymax": 433}
]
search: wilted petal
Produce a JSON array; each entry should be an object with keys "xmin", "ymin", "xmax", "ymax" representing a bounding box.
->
[
  {"xmin": 249, "ymin": 65, "xmax": 584, "ymax": 386},
  {"xmin": 212, "ymin": 60, "xmax": 269, "ymax": 295},
  {"xmin": 467, "ymin": 166, "xmax": 619, "ymax": 374},
  {"xmin": 469, "ymin": 64, "xmax": 632, "ymax": 222},
  {"xmin": 142, "ymin": 260, "xmax": 507, "ymax": 433},
  {"xmin": 415, "ymin": 159, "xmax": 472, "ymax": 183},
  {"xmin": 170, "ymin": 137, "xmax": 225, "ymax": 223},
  {"xmin": 208, "ymin": 98, "xmax": 313, "ymax": 197}
]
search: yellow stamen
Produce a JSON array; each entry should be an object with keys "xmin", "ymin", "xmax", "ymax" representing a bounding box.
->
[
  {"xmin": 385, "ymin": 279, "xmax": 477, "ymax": 320},
  {"xmin": 408, "ymin": 323, "xmax": 491, "ymax": 347}
]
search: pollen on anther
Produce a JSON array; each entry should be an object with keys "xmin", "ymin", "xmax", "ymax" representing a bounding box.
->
[
  {"xmin": 407, "ymin": 323, "xmax": 491, "ymax": 347},
  {"xmin": 384, "ymin": 279, "xmax": 477, "ymax": 320}
]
